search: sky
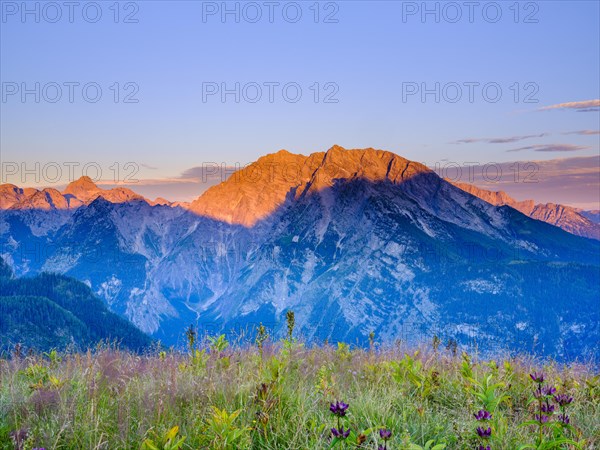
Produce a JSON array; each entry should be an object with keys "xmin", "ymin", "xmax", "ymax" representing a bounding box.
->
[{"xmin": 1, "ymin": 0, "xmax": 599, "ymax": 208}]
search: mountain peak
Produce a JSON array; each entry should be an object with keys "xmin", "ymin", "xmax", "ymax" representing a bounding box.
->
[
  {"xmin": 326, "ymin": 144, "xmax": 346, "ymax": 152},
  {"xmin": 190, "ymin": 146, "xmax": 433, "ymax": 226},
  {"xmin": 64, "ymin": 176, "xmax": 99, "ymax": 193}
]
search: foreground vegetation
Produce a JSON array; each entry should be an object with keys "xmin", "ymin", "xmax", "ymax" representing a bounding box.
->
[{"xmin": 1, "ymin": 326, "xmax": 599, "ymax": 449}]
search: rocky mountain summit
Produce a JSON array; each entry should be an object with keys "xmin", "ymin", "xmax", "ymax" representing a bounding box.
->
[{"xmin": 189, "ymin": 146, "xmax": 432, "ymax": 226}]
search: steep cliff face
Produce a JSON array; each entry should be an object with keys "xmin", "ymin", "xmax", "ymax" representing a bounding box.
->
[{"xmin": 451, "ymin": 181, "xmax": 600, "ymax": 240}]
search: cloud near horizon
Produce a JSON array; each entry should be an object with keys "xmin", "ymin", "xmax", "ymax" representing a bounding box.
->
[
  {"xmin": 506, "ymin": 144, "xmax": 590, "ymax": 153},
  {"xmin": 93, "ymin": 164, "xmax": 242, "ymax": 202},
  {"xmin": 538, "ymin": 99, "xmax": 600, "ymax": 112},
  {"xmin": 451, "ymin": 133, "xmax": 549, "ymax": 144},
  {"xmin": 434, "ymin": 156, "xmax": 599, "ymax": 210},
  {"xmin": 562, "ymin": 130, "xmax": 600, "ymax": 135}
]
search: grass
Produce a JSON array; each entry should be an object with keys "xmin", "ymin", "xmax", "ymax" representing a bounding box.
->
[{"xmin": 0, "ymin": 338, "xmax": 598, "ymax": 449}]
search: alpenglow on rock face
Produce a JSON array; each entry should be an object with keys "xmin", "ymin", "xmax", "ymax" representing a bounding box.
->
[
  {"xmin": 0, "ymin": 176, "xmax": 145, "ymax": 210},
  {"xmin": 1, "ymin": 146, "xmax": 598, "ymax": 360},
  {"xmin": 189, "ymin": 146, "xmax": 433, "ymax": 227}
]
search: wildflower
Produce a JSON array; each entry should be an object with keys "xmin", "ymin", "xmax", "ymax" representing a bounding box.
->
[
  {"xmin": 553, "ymin": 394, "xmax": 573, "ymax": 406},
  {"xmin": 535, "ymin": 414, "xmax": 549, "ymax": 424},
  {"xmin": 478, "ymin": 447, "xmax": 491, "ymax": 450},
  {"xmin": 533, "ymin": 385, "xmax": 556, "ymax": 398},
  {"xmin": 476, "ymin": 427, "xmax": 492, "ymax": 438},
  {"xmin": 379, "ymin": 428, "xmax": 392, "ymax": 440},
  {"xmin": 530, "ymin": 372, "xmax": 545, "ymax": 383},
  {"xmin": 557, "ymin": 414, "xmax": 570, "ymax": 425},
  {"xmin": 542, "ymin": 386, "xmax": 556, "ymax": 396},
  {"xmin": 331, "ymin": 426, "xmax": 350, "ymax": 439},
  {"xmin": 541, "ymin": 403, "xmax": 555, "ymax": 413},
  {"xmin": 474, "ymin": 410, "xmax": 492, "ymax": 421},
  {"xmin": 329, "ymin": 401, "xmax": 349, "ymax": 417}
]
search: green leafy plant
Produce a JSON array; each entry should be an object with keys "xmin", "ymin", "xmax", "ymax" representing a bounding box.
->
[
  {"xmin": 208, "ymin": 334, "xmax": 229, "ymax": 354},
  {"xmin": 407, "ymin": 440, "xmax": 447, "ymax": 450},
  {"xmin": 202, "ymin": 407, "xmax": 250, "ymax": 450},
  {"xmin": 286, "ymin": 310, "xmax": 295, "ymax": 341},
  {"xmin": 255, "ymin": 323, "xmax": 268, "ymax": 359},
  {"xmin": 336, "ymin": 342, "xmax": 352, "ymax": 361},
  {"xmin": 141, "ymin": 426, "xmax": 186, "ymax": 450}
]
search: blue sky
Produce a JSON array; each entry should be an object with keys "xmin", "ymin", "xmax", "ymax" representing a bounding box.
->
[{"xmin": 1, "ymin": 1, "xmax": 599, "ymax": 207}]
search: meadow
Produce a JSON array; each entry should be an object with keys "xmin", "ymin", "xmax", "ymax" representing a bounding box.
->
[{"xmin": 1, "ymin": 325, "xmax": 599, "ymax": 450}]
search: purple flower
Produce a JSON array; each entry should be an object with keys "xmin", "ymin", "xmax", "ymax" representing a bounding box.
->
[
  {"xmin": 331, "ymin": 426, "xmax": 350, "ymax": 439},
  {"xmin": 530, "ymin": 372, "xmax": 545, "ymax": 383},
  {"xmin": 329, "ymin": 401, "xmax": 349, "ymax": 417},
  {"xmin": 553, "ymin": 394, "xmax": 574, "ymax": 406},
  {"xmin": 535, "ymin": 414, "xmax": 549, "ymax": 424},
  {"xmin": 534, "ymin": 385, "xmax": 556, "ymax": 398},
  {"xmin": 557, "ymin": 414, "xmax": 570, "ymax": 425},
  {"xmin": 379, "ymin": 428, "xmax": 392, "ymax": 440},
  {"xmin": 541, "ymin": 403, "xmax": 555, "ymax": 413},
  {"xmin": 478, "ymin": 447, "xmax": 491, "ymax": 450},
  {"xmin": 474, "ymin": 409, "xmax": 492, "ymax": 421},
  {"xmin": 476, "ymin": 427, "xmax": 492, "ymax": 438},
  {"xmin": 542, "ymin": 386, "xmax": 556, "ymax": 396}
]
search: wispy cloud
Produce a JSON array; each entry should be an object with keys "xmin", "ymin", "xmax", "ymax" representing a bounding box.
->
[
  {"xmin": 506, "ymin": 144, "xmax": 589, "ymax": 153},
  {"xmin": 562, "ymin": 130, "xmax": 600, "ymax": 136},
  {"xmin": 441, "ymin": 156, "xmax": 600, "ymax": 210},
  {"xmin": 538, "ymin": 99, "xmax": 600, "ymax": 112},
  {"xmin": 179, "ymin": 165, "xmax": 239, "ymax": 182},
  {"xmin": 140, "ymin": 163, "xmax": 159, "ymax": 170},
  {"xmin": 93, "ymin": 164, "xmax": 242, "ymax": 202},
  {"xmin": 451, "ymin": 133, "xmax": 549, "ymax": 144}
]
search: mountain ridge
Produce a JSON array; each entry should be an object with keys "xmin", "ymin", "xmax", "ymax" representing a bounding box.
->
[
  {"xmin": 2, "ymin": 146, "xmax": 597, "ymax": 240},
  {"xmin": 1, "ymin": 146, "xmax": 598, "ymax": 359},
  {"xmin": 0, "ymin": 176, "xmax": 146, "ymax": 210},
  {"xmin": 450, "ymin": 180, "xmax": 599, "ymax": 240}
]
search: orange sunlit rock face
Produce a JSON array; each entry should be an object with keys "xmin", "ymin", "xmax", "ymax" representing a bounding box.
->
[{"xmin": 188, "ymin": 145, "xmax": 432, "ymax": 226}]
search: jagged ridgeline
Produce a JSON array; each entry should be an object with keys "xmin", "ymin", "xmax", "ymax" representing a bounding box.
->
[{"xmin": 0, "ymin": 258, "xmax": 151, "ymax": 353}]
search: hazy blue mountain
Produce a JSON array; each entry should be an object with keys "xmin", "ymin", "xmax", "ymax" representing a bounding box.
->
[{"xmin": 1, "ymin": 146, "xmax": 598, "ymax": 359}]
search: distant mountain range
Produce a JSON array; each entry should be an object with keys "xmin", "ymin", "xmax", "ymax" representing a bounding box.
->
[
  {"xmin": 450, "ymin": 181, "xmax": 599, "ymax": 240},
  {"xmin": 1, "ymin": 146, "xmax": 598, "ymax": 359},
  {"xmin": 0, "ymin": 258, "xmax": 151, "ymax": 353},
  {"xmin": 2, "ymin": 155, "xmax": 597, "ymax": 240}
]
